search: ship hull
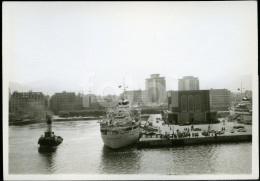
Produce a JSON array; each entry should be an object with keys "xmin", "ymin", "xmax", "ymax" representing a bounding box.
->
[
  {"xmin": 38, "ymin": 136, "xmax": 63, "ymax": 148},
  {"xmin": 101, "ymin": 127, "xmax": 140, "ymax": 149}
]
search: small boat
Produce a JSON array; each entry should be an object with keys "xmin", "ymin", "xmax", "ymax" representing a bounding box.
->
[{"xmin": 38, "ymin": 114, "xmax": 63, "ymax": 148}]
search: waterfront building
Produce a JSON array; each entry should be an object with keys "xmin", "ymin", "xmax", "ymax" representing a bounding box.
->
[
  {"xmin": 88, "ymin": 99, "xmax": 118, "ymax": 110},
  {"xmin": 178, "ymin": 76, "xmax": 200, "ymax": 91},
  {"xmin": 9, "ymin": 91, "xmax": 47, "ymax": 118},
  {"xmin": 168, "ymin": 90, "xmax": 217, "ymax": 124},
  {"xmin": 209, "ymin": 89, "xmax": 231, "ymax": 111},
  {"xmin": 125, "ymin": 90, "xmax": 141, "ymax": 106},
  {"xmin": 50, "ymin": 91, "xmax": 83, "ymax": 114},
  {"xmin": 124, "ymin": 90, "xmax": 149, "ymax": 106},
  {"xmin": 145, "ymin": 74, "xmax": 166, "ymax": 104},
  {"xmin": 140, "ymin": 90, "xmax": 149, "ymax": 105},
  {"xmin": 82, "ymin": 94, "xmax": 98, "ymax": 108},
  {"xmin": 75, "ymin": 93, "xmax": 83, "ymax": 110},
  {"xmin": 45, "ymin": 95, "xmax": 51, "ymax": 108}
]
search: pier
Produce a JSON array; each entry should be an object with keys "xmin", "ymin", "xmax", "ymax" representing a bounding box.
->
[
  {"xmin": 137, "ymin": 134, "xmax": 252, "ymax": 148},
  {"xmin": 137, "ymin": 116, "xmax": 252, "ymax": 148},
  {"xmin": 52, "ymin": 116, "xmax": 98, "ymax": 122}
]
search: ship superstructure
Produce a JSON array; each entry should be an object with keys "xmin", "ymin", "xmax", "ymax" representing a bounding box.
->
[{"xmin": 230, "ymin": 97, "xmax": 252, "ymax": 124}]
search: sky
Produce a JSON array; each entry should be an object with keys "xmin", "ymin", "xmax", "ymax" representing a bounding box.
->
[{"xmin": 3, "ymin": 2, "xmax": 257, "ymax": 96}]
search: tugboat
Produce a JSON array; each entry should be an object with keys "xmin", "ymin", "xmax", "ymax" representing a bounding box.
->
[{"xmin": 38, "ymin": 114, "xmax": 63, "ymax": 148}]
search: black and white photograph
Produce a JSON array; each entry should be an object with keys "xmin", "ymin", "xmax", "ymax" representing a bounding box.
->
[{"xmin": 3, "ymin": 1, "xmax": 258, "ymax": 180}]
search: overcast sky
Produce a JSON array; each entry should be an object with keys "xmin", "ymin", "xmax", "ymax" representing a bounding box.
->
[{"xmin": 3, "ymin": 2, "xmax": 257, "ymax": 95}]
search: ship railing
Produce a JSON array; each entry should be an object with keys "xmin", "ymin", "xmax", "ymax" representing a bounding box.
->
[
  {"xmin": 101, "ymin": 125, "xmax": 139, "ymax": 135},
  {"xmin": 101, "ymin": 123, "xmax": 139, "ymax": 131},
  {"xmin": 100, "ymin": 118, "xmax": 139, "ymax": 126},
  {"xmin": 101, "ymin": 124, "xmax": 133, "ymax": 129}
]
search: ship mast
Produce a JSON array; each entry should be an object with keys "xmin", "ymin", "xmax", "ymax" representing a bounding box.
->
[
  {"xmin": 123, "ymin": 78, "xmax": 127, "ymax": 99},
  {"xmin": 120, "ymin": 78, "xmax": 128, "ymax": 99},
  {"xmin": 46, "ymin": 113, "xmax": 52, "ymax": 135},
  {"xmin": 240, "ymin": 81, "xmax": 242, "ymax": 98}
]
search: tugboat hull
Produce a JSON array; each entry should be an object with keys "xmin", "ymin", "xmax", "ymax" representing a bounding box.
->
[{"xmin": 38, "ymin": 136, "xmax": 63, "ymax": 148}]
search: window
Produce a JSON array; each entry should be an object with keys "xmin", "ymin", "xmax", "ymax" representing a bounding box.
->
[
  {"xmin": 188, "ymin": 95, "xmax": 194, "ymax": 112},
  {"xmin": 181, "ymin": 95, "xmax": 187, "ymax": 111},
  {"xmin": 195, "ymin": 95, "xmax": 201, "ymax": 111},
  {"xmin": 168, "ymin": 97, "xmax": 171, "ymax": 104}
]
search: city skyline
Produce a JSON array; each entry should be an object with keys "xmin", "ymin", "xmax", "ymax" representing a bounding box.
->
[
  {"xmin": 4, "ymin": 2, "xmax": 256, "ymax": 96},
  {"xmin": 9, "ymin": 73, "xmax": 252, "ymax": 96}
]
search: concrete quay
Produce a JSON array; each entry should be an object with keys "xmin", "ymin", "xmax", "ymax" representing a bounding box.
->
[
  {"xmin": 137, "ymin": 117, "xmax": 252, "ymax": 148},
  {"xmin": 52, "ymin": 116, "xmax": 99, "ymax": 122},
  {"xmin": 137, "ymin": 134, "xmax": 252, "ymax": 148}
]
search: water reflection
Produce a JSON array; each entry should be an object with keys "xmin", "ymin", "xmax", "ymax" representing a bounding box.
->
[
  {"xmin": 9, "ymin": 121, "xmax": 252, "ymax": 175},
  {"xmin": 38, "ymin": 147, "xmax": 57, "ymax": 173},
  {"xmin": 99, "ymin": 145, "xmax": 141, "ymax": 174},
  {"xmin": 170, "ymin": 144, "xmax": 217, "ymax": 174},
  {"xmin": 38, "ymin": 146, "xmax": 57, "ymax": 153}
]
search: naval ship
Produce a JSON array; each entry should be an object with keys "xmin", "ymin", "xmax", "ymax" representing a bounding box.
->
[
  {"xmin": 99, "ymin": 91, "xmax": 141, "ymax": 149},
  {"xmin": 231, "ymin": 97, "xmax": 252, "ymax": 124}
]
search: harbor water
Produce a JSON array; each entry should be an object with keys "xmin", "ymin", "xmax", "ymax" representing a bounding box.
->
[{"xmin": 9, "ymin": 120, "xmax": 252, "ymax": 175}]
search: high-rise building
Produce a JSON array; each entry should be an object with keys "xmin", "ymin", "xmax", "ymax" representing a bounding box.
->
[
  {"xmin": 49, "ymin": 91, "xmax": 83, "ymax": 113},
  {"xmin": 145, "ymin": 74, "xmax": 166, "ymax": 104},
  {"xmin": 209, "ymin": 89, "xmax": 231, "ymax": 111},
  {"xmin": 178, "ymin": 76, "xmax": 200, "ymax": 91},
  {"xmin": 9, "ymin": 91, "xmax": 47, "ymax": 118}
]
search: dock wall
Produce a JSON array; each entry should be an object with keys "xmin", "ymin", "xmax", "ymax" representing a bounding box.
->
[
  {"xmin": 137, "ymin": 134, "xmax": 252, "ymax": 148},
  {"xmin": 52, "ymin": 117, "xmax": 97, "ymax": 122}
]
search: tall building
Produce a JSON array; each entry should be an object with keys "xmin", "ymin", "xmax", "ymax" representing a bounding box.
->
[
  {"xmin": 178, "ymin": 76, "xmax": 200, "ymax": 91},
  {"xmin": 209, "ymin": 89, "xmax": 231, "ymax": 111},
  {"xmin": 168, "ymin": 90, "xmax": 217, "ymax": 124},
  {"xmin": 50, "ymin": 91, "xmax": 83, "ymax": 113},
  {"xmin": 9, "ymin": 91, "xmax": 47, "ymax": 118},
  {"xmin": 145, "ymin": 74, "xmax": 166, "ymax": 104}
]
